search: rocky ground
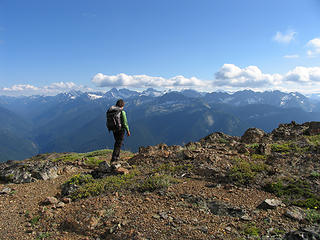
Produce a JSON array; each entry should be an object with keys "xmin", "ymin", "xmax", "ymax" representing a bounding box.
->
[{"xmin": 1, "ymin": 121, "xmax": 320, "ymax": 240}]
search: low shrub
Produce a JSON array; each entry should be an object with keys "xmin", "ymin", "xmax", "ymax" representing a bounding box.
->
[
  {"xmin": 229, "ymin": 158, "xmax": 268, "ymax": 184},
  {"xmin": 138, "ymin": 174, "xmax": 178, "ymax": 192},
  {"xmin": 264, "ymin": 179, "xmax": 320, "ymax": 208}
]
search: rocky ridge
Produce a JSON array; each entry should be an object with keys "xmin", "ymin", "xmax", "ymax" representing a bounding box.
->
[{"xmin": 0, "ymin": 121, "xmax": 320, "ymax": 239}]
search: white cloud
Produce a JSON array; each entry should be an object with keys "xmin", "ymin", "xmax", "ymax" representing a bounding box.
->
[
  {"xmin": 283, "ymin": 54, "xmax": 299, "ymax": 59},
  {"xmin": 285, "ymin": 66, "xmax": 320, "ymax": 83},
  {"xmin": 307, "ymin": 38, "xmax": 320, "ymax": 57},
  {"xmin": 212, "ymin": 64, "xmax": 320, "ymax": 94},
  {"xmin": 92, "ymin": 73, "xmax": 207, "ymax": 89},
  {"xmin": 214, "ymin": 64, "xmax": 282, "ymax": 88},
  {"xmin": 0, "ymin": 82, "xmax": 93, "ymax": 96},
  {"xmin": 273, "ymin": 30, "xmax": 297, "ymax": 44},
  {"xmin": 3, "ymin": 84, "xmax": 39, "ymax": 91}
]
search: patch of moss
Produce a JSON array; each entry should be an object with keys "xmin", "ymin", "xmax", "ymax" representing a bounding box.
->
[
  {"xmin": 264, "ymin": 179, "xmax": 320, "ymax": 208},
  {"xmin": 229, "ymin": 158, "xmax": 268, "ymax": 184}
]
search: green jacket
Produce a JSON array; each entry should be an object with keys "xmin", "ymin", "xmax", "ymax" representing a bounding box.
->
[{"xmin": 121, "ymin": 110, "xmax": 130, "ymax": 133}]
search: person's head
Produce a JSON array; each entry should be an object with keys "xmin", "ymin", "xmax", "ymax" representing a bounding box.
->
[{"xmin": 116, "ymin": 99, "xmax": 125, "ymax": 108}]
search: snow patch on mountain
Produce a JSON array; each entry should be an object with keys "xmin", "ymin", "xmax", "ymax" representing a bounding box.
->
[{"xmin": 88, "ymin": 93, "xmax": 103, "ymax": 100}]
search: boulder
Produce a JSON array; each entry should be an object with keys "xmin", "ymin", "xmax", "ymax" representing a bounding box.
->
[
  {"xmin": 0, "ymin": 187, "xmax": 12, "ymax": 194},
  {"xmin": 43, "ymin": 196, "xmax": 59, "ymax": 205},
  {"xmin": 284, "ymin": 206, "xmax": 307, "ymax": 221},
  {"xmin": 257, "ymin": 199, "xmax": 283, "ymax": 210},
  {"xmin": 241, "ymin": 128, "xmax": 266, "ymax": 144},
  {"xmin": 284, "ymin": 225, "xmax": 320, "ymax": 240},
  {"xmin": 207, "ymin": 200, "xmax": 246, "ymax": 217}
]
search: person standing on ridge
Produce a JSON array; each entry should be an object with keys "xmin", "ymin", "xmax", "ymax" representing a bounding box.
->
[{"xmin": 106, "ymin": 99, "xmax": 130, "ymax": 164}]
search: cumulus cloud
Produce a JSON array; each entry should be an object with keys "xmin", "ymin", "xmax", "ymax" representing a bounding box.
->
[
  {"xmin": 212, "ymin": 64, "xmax": 320, "ymax": 94},
  {"xmin": 285, "ymin": 66, "xmax": 320, "ymax": 83},
  {"xmin": 307, "ymin": 38, "xmax": 320, "ymax": 57},
  {"xmin": 273, "ymin": 30, "xmax": 297, "ymax": 44},
  {"xmin": 0, "ymin": 82, "xmax": 93, "ymax": 96},
  {"xmin": 214, "ymin": 64, "xmax": 282, "ymax": 88},
  {"xmin": 92, "ymin": 73, "xmax": 207, "ymax": 89}
]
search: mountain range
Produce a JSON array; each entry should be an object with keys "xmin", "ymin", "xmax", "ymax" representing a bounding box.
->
[{"xmin": 0, "ymin": 88, "xmax": 320, "ymax": 162}]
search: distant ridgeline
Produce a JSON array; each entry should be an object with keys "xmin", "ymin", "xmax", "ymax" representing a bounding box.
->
[{"xmin": 0, "ymin": 88, "xmax": 320, "ymax": 162}]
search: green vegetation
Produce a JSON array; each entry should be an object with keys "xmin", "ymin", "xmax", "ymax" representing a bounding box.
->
[
  {"xmin": 306, "ymin": 207, "xmax": 320, "ymax": 223},
  {"xmin": 229, "ymin": 158, "xmax": 268, "ymax": 184},
  {"xmin": 24, "ymin": 210, "xmax": 30, "ymax": 218},
  {"xmin": 310, "ymin": 171, "xmax": 320, "ymax": 179},
  {"xmin": 271, "ymin": 142, "xmax": 309, "ymax": 154},
  {"xmin": 306, "ymin": 134, "xmax": 320, "ymax": 146},
  {"xmin": 64, "ymin": 169, "xmax": 178, "ymax": 200},
  {"xmin": 138, "ymin": 174, "xmax": 178, "ymax": 192},
  {"xmin": 241, "ymin": 223, "xmax": 260, "ymax": 237},
  {"xmin": 251, "ymin": 154, "xmax": 267, "ymax": 160},
  {"xmin": 36, "ymin": 232, "xmax": 51, "ymax": 240},
  {"xmin": 66, "ymin": 171, "xmax": 137, "ymax": 200},
  {"xmin": 218, "ymin": 137, "xmax": 229, "ymax": 144},
  {"xmin": 246, "ymin": 143, "xmax": 259, "ymax": 152},
  {"xmin": 153, "ymin": 163, "xmax": 193, "ymax": 175},
  {"xmin": 271, "ymin": 143, "xmax": 291, "ymax": 153},
  {"xmin": 64, "ymin": 174, "xmax": 94, "ymax": 186},
  {"xmin": 30, "ymin": 215, "xmax": 40, "ymax": 226},
  {"xmin": 265, "ymin": 179, "xmax": 320, "ymax": 208},
  {"xmin": 52, "ymin": 149, "xmax": 133, "ymax": 167}
]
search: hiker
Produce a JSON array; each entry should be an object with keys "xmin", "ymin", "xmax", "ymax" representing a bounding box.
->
[{"xmin": 107, "ymin": 99, "xmax": 130, "ymax": 164}]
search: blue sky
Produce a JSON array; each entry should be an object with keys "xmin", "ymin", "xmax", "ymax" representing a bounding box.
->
[{"xmin": 0, "ymin": 0, "xmax": 320, "ymax": 95}]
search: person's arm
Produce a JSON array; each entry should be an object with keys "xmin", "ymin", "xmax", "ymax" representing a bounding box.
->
[{"xmin": 121, "ymin": 111, "xmax": 130, "ymax": 136}]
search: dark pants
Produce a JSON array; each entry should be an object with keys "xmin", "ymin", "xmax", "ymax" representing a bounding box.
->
[{"xmin": 111, "ymin": 129, "xmax": 125, "ymax": 162}]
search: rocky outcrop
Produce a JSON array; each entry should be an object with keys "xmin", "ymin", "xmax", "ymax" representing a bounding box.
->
[
  {"xmin": 0, "ymin": 161, "xmax": 60, "ymax": 183},
  {"xmin": 241, "ymin": 128, "xmax": 267, "ymax": 144}
]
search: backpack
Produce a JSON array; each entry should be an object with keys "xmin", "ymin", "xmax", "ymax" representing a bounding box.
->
[{"xmin": 106, "ymin": 107, "xmax": 122, "ymax": 131}]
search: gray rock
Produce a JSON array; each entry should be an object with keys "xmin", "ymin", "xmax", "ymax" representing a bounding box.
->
[
  {"xmin": 0, "ymin": 187, "xmax": 12, "ymax": 194},
  {"xmin": 257, "ymin": 143, "xmax": 272, "ymax": 155},
  {"xmin": 284, "ymin": 225, "xmax": 320, "ymax": 240},
  {"xmin": 241, "ymin": 128, "xmax": 266, "ymax": 144},
  {"xmin": 43, "ymin": 196, "xmax": 59, "ymax": 205},
  {"xmin": 207, "ymin": 200, "xmax": 245, "ymax": 217},
  {"xmin": 36, "ymin": 167, "xmax": 59, "ymax": 180},
  {"xmin": 285, "ymin": 206, "xmax": 306, "ymax": 221},
  {"xmin": 98, "ymin": 161, "xmax": 112, "ymax": 173},
  {"xmin": 0, "ymin": 160, "xmax": 61, "ymax": 184},
  {"xmin": 257, "ymin": 199, "xmax": 283, "ymax": 210}
]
